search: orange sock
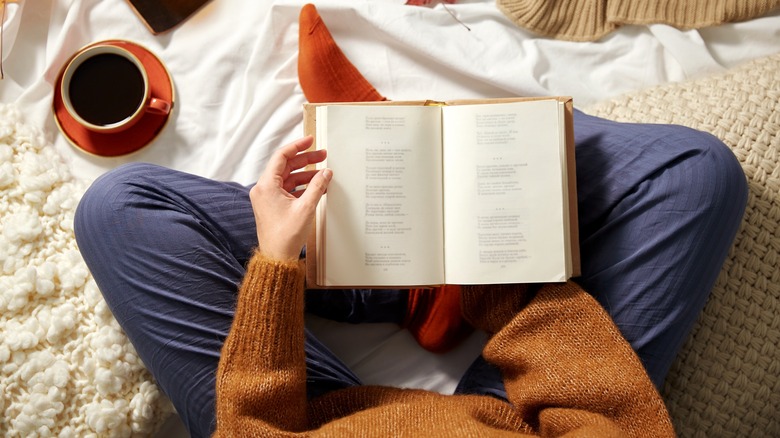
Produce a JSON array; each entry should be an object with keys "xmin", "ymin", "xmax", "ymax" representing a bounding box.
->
[
  {"xmin": 403, "ymin": 285, "xmax": 473, "ymax": 354},
  {"xmin": 298, "ymin": 3, "xmax": 386, "ymax": 103}
]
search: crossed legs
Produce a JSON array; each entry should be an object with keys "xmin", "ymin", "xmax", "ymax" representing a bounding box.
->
[{"xmin": 74, "ymin": 110, "xmax": 746, "ymax": 437}]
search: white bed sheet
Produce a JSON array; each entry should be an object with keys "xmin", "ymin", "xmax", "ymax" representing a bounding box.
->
[{"xmin": 2, "ymin": 0, "xmax": 779, "ymax": 404}]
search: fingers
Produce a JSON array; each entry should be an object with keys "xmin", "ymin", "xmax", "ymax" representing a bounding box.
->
[
  {"xmin": 266, "ymin": 136, "xmax": 317, "ymax": 177},
  {"xmin": 260, "ymin": 135, "xmax": 331, "ymax": 200},
  {"xmin": 282, "ymin": 169, "xmax": 321, "ymax": 193},
  {"xmin": 298, "ymin": 168, "xmax": 332, "ymax": 207},
  {"xmin": 285, "ymin": 149, "xmax": 327, "ymax": 177}
]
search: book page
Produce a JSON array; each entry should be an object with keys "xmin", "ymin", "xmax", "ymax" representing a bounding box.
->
[
  {"xmin": 442, "ymin": 100, "xmax": 567, "ymax": 284},
  {"xmin": 316, "ymin": 105, "xmax": 445, "ymax": 286}
]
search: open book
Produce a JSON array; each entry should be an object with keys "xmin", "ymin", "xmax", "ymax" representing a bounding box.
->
[{"xmin": 303, "ymin": 97, "xmax": 579, "ymax": 288}]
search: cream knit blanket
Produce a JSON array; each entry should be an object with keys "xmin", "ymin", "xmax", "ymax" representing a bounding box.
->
[
  {"xmin": 1, "ymin": 52, "xmax": 778, "ymax": 436},
  {"xmin": 0, "ymin": 104, "xmax": 173, "ymax": 436},
  {"xmin": 585, "ymin": 54, "xmax": 780, "ymax": 437}
]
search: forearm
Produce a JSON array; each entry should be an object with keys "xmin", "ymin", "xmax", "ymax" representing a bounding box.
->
[{"xmin": 214, "ymin": 252, "xmax": 308, "ymax": 436}]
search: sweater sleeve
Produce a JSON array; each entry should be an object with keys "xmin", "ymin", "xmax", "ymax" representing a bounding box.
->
[
  {"xmin": 482, "ymin": 282, "xmax": 675, "ymax": 437},
  {"xmin": 460, "ymin": 283, "xmax": 534, "ymax": 335},
  {"xmin": 213, "ymin": 251, "xmax": 308, "ymax": 437}
]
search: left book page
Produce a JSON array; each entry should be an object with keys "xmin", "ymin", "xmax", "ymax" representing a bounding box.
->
[{"xmin": 313, "ymin": 105, "xmax": 445, "ymax": 287}]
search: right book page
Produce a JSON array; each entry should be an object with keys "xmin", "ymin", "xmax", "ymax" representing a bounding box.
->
[{"xmin": 441, "ymin": 99, "xmax": 570, "ymax": 284}]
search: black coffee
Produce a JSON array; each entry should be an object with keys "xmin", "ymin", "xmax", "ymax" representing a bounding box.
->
[{"xmin": 68, "ymin": 53, "xmax": 145, "ymax": 126}]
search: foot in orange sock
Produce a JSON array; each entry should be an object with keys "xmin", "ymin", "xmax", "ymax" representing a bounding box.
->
[
  {"xmin": 298, "ymin": 3, "xmax": 386, "ymax": 103},
  {"xmin": 403, "ymin": 285, "xmax": 474, "ymax": 354}
]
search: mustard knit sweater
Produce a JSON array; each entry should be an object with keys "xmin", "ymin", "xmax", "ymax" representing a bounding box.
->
[
  {"xmin": 213, "ymin": 253, "xmax": 675, "ymax": 437},
  {"xmin": 497, "ymin": 0, "xmax": 780, "ymax": 41}
]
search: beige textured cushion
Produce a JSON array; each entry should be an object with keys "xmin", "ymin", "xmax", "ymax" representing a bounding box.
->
[{"xmin": 584, "ymin": 54, "xmax": 780, "ymax": 437}]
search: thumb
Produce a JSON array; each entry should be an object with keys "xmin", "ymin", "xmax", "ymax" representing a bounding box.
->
[{"xmin": 299, "ymin": 168, "xmax": 332, "ymax": 210}]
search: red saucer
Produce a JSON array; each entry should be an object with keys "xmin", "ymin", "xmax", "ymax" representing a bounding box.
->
[{"xmin": 53, "ymin": 40, "xmax": 175, "ymax": 157}]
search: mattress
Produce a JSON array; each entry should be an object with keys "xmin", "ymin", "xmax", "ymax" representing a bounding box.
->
[{"xmin": 1, "ymin": 0, "xmax": 779, "ymax": 435}]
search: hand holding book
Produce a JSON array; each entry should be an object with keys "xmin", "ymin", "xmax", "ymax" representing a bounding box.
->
[{"xmin": 250, "ymin": 136, "xmax": 331, "ymax": 261}]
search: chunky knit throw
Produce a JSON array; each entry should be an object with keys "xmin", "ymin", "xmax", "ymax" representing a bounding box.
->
[{"xmin": 0, "ymin": 104, "xmax": 173, "ymax": 436}]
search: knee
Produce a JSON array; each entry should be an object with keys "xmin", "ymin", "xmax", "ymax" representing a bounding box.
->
[
  {"xmin": 669, "ymin": 126, "xmax": 748, "ymax": 214},
  {"xmin": 74, "ymin": 163, "xmax": 164, "ymax": 246}
]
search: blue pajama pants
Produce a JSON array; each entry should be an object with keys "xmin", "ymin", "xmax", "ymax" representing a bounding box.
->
[{"xmin": 74, "ymin": 110, "xmax": 747, "ymax": 437}]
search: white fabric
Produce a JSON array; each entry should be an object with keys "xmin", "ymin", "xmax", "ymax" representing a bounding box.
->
[{"xmin": 1, "ymin": 0, "xmax": 779, "ymax": 405}]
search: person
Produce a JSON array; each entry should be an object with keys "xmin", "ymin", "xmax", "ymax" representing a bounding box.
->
[{"xmin": 73, "ymin": 4, "xmax": 747, "ymax": 437}]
